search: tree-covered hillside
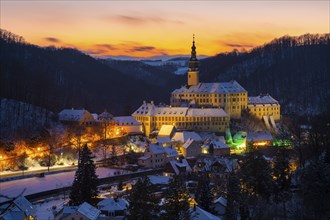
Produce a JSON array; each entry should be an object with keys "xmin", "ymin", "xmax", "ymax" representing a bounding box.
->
[
  {"xmin": 199, "ymin": 34, "xmax": 330, "ymax": 115},
  {"xmin": 0, "ymin": 29, "xmax": 183, "ymax": 115}
]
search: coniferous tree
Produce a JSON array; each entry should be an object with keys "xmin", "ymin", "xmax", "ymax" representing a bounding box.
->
[
  {"xmin": 300, "ymin": 159, "xmax": 330, "ymax": 218},
  {"xmin": 127, "ymin": 177, "xmax": 160, "ymax": 219},
  {"xmin": 226, "ymin": 172, "xmax": 241, "ymax": 220},
  {"xmin": 69, "ymin": 144, "xmax": 98, "ymax": 205},
  {"xmin": 117, "ymin": 180, "xmax": 123, "ymax": 191},
  {"xmin": 325, "ymin": 146, "xmax": 330, "ymax": 165},
  {"xmin": 238, "ymin": 143, "xmax": 274, "ymax": 219},
  {"xmin": 195, "ymin": 173, "xmax": 214, "ymax": 213},
  {"xmin": 162, "ymin": 175, "xmax": 191, "ymax": 220},
  {"xmin": 273, "ymin": 146, "xmax": 292, "ymax": 219},
  {"xmin": 208, "ymin": 143, "xmax": 214, "ymax": 156}
]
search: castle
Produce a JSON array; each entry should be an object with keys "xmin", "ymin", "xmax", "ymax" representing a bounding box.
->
[{"xmin": 133, "ymin": 37, "xmax": 280, "ymax": 136}]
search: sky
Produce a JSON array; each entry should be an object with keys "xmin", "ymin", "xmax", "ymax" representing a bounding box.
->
[{"xmin": 1, "ymin": 1, "xmax": 329, "ymax": 58}]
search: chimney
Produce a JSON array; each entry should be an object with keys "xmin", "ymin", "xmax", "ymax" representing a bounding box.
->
[
  {"xmin": 151, "ymin": 101, "xmax": 154, "ymax": 105},
  {"xmin": 193, "ymin": 204, "xmax": 196, "ymax": 211},
  {"xmin": 143, "ymin": 100, "xmax": 146, "ymax": 104}
]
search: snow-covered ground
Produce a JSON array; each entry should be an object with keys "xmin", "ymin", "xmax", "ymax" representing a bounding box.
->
[
  {"xmin": 0, "ymin": 164, "xmax": 75, "ymax": 178},
  {"xmin": 0, "ymin": 167, "xmax": 131, "ymax": 203},
  {"xmin": 34, "ymin": 197, "xmax": 68, "ymax": 220}
]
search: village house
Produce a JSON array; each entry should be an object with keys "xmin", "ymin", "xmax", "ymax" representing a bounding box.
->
[
  {"xmin": 190, "ymin": 205, "xmax": 222, "ymax": 220},
  {"xmin": 138, "ymin": 143, "xmax": 178, "ymax": 168},
  {"xmin": 58, "ymin": 109, "xmax": 95, "ymax": 125},
  {"xmin": 0, "ymin": 196, "xmax": 36, "ymax": 220},
  {"xmin": 113, "ymin": 116, "xmax": 142, "ymax": 135},
  {"xmin": 163, "ymin": 158, "xmax": 192, "ymax": 176},
  {"xmin": 194, "ymin": 158, "xmax": 239, "ymax": 177},
  {"xmin": 182, "ymin": 138, "xmax": 201, "ymax": 158},
  {"xmin": 171, "ymin": 131, "xmax": 203, "ymax": 154},
  {"xmin": 212, "ymin": 196, "xmax": 227, "ymax": 217},
  {"xmin": 96, "ymin": 198, "xmax": 128, "ymax": 218},
  {"xmin": 247, "ymin": 130, "xmax": 273, "ymax": 147},
  {"xmin": 201, "ymin": 139, "xmax": 230, "ymax": 156},
  {"xmin": 57, "ymin": 202, "xmax": 100, "ymax": 220}
]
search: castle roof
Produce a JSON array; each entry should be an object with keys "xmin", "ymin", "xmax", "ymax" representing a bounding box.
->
[
  {"xmin": 132, "ymin": 103, "xmax": 227, "ymax": 117},
  {"xmin": 248, "ymin": 94, "xmax": 279, "ymax": 106},
  {"xmin": 172, "ymin": 80, "xmax": 247, "ymax": 94}
]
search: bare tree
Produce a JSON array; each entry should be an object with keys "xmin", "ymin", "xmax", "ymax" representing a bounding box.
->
[
  {"xmin": 67, "ymin": 124, "xmax": 86, "ymax": 164},
  {"xmin": 97, "ymin": 111, "xmax": 114, "ymax": 162}
]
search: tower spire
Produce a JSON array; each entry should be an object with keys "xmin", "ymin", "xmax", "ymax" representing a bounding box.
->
[
  {"xmin": 189, "ymin": 34, "xmax": 198, "ymax": 69},
  {"xmin": 187, "ymin": 34, "xmax": 199, "ymax": 86}
]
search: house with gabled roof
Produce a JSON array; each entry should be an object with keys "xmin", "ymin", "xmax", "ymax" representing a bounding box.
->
[
  {"xmin": 190, "ymin": 205, "xmax": 222, "ymax": 220},
  {"xmin": 201, "ymin": 139, "xmax": 230, "ymax": 156},
  {"xmin": 59, "ymin": 202, "xmax": 100, "ymax": 220},
  {"xmin": 97, "ymin": 198, "xmax": 128, "ymax": 218},
  {"xmin": 59, "ymin": 109, "xmax": 95, "ymax": 125},
  {"xmin": 138, "ymin": 143, "xmax": 167, "ymax": 168},
  {"xmin": 182, "ymin": 138, "xmax": 201, "ymax": 158},
  {"xmin": 163, "ymin": 158, "xmax": 192, "ymax": 176},
  {"xmin": 0, "ymin": 196, "xmax": 36, "ymax": 220},
  {"xmin": 138, "ymin": 143, "xmax": 179, "ymax": 168},
  {"xmin": 212, "ymin": 196, "xmax": 227, "ymax": 217}
]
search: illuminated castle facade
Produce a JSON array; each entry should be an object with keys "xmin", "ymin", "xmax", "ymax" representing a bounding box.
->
[{"xmin": 133, "ymin": 37, "xmax": 280, "ymax": 136}]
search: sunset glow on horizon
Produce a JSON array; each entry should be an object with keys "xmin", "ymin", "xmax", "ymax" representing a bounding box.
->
[{"xmin": 1, "ymin": 1, "xmax": 329, "ymax": 58}]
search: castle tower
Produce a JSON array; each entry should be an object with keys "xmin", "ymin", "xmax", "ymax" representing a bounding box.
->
[{"xmin": 187, "ymin": 34, "xmax": 199, "ymax": 86}]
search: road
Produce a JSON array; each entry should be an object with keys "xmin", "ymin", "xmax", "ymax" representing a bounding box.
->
[
  {"xmin": 0, "ymin": 165, "xmax": 77, "ymax": 179},
  {"xmin": 0, "ymin": 167, "xmax": 130, "ymax": 203}
]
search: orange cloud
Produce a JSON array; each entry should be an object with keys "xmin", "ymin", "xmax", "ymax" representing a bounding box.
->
[
  {"xmin": 105, "ymin": 14, "xmax": 184, "ymax": 25},
  {"xmin": 83, "ymin": 42, "xmax": 169, "ymax": 57},
  {"xmin": 43, "ymin": 37, "xmax": 61, "ymax": 43}
]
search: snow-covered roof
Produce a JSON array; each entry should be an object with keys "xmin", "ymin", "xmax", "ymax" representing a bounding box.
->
[
  {"xmin": 172, "ymin": 131, "xmax": 202, "ymax": 143},
  {"xmin": 214, "ymin": 197, "xmax": 227, "ymax": 207},
  {"xmin": 97, "ymin": 198, "xmax": 128, "ymax": 212},
  {"xmin": 0, "ymin": 210, "xmax": 25, "ymax": 220},
  {"xmin": 246, "ymin": 131, "xmax": 273, "ymax": 142},
  {"xmin": 139, "ymin": 155, "xmax": 151, "ymax": 160},
  {"xmin": 186, "ymin": 108, "xmax": 227, "ymax": 117},
  {"xmin": 183, "ymin": 138, "xmax": 195, "ymax": 149},
  {"xmin": 58, "ymin": 109, "xmax": 90, "ymax": 122},
  {"xmin": 114, "ymin": 116, "xmax": 141, "ymax": 126},
  {"xmin": 157, "ymin": 137, "xmax": 172, "ymax": 144},
  {"xmin": 98, "ymin": 111, "xmax": 114, "ymax": 121},
  {"xmin": 172, "ymin": 81, "xmax": 246, "ymax": 94},
  {"xmin": 132, "ymin": 103, "xmax": 227, "ymax": 118},
  {"xmin": 194, "ymin": 158, "xmax": 238, "ymax": 173},
  {"xmin": 63, "ymin": 206, "xmax": 78, "ymax": 214},
  {"xmin": 168, "ymin": 159, "xmax": 192, "ymax": 175},
  {"xmin": 91, "ymin": 113, "xmax": 98, "ymax": 121},
  {"xmin": 148, "ymin": 175, "xmax": 170, "ymax": 185},
  {"xmin": 158, "ymin": 125, "xmax": 175, "ymax": 137},
  {"xmin": 148, "ymin": 143, "xmax": 166, "ymax": 155},
  {"xmin": 248, "ymin": 95, "xmax": 279, "ymax": 107},
  {"xmin": 190, "ymin": 206, "xmax": 222, "ymax": 220},
  {"xmin": 164, "ymin": 146, "xmax": 179, "ymax": 157},
  {"xmin": 203, "ymin": 140, "xmax": 230, "ymax": 149},
  {"xmin": 13, "ymin": 196, "xmax": 35, "ymax": 217},
  {"xmin": 77, "ymin": 202, "xmax": 100, "ymax": 220}
]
